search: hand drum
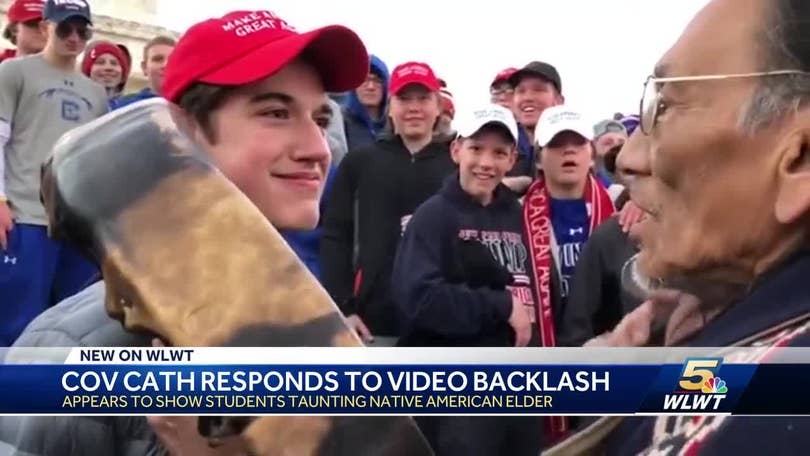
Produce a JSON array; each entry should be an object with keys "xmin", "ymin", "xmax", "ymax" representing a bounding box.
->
[{"xmin": 41, "ymin": 99, "xmax": 433, "ymax": 455}]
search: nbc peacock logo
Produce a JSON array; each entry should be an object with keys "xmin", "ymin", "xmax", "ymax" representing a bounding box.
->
[
  {"xmin": 662, "ymin": 358, "xmax": 728, "ymax": 411},
  {"xmin": 701, "ymin": 377, "xmax": 728, "ymax": 394}
]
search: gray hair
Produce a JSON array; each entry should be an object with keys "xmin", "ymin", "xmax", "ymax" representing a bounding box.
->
[{"xmin": 739, "ymin": 0, "xmax": 810, "ymax": 133}]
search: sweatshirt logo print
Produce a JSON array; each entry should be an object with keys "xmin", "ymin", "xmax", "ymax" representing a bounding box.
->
[{"xmin": 458, "ymin": 229, "xmax": 527, "ymax": 275}]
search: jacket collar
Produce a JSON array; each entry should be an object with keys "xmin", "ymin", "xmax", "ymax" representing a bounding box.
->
[{"xmin": 687, "ymin": 249, "xmax": 810, "ymax": 346}]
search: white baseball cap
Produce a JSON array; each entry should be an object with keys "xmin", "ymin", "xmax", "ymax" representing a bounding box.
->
[
  {"xmin": 455, "ymin": 103, "xmax": 519, "ymax": 143},
  {"xmin": 534, "ymin": 105, "xmax": 594, "ymax": 147}
]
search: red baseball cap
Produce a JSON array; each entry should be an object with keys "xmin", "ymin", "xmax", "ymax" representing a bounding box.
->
[
  {"xmin": 7, "ymin": 0, "xmax": 44, "ymax": 22},
  {"xmin": 389, "ymin": 62, "xmax": 440, "ymax": 95},
  {"xmin": 491, "ymin": 67, "xmax": 518, "ymax": 88},
  {"xmin": 162, "ymin": 10, "xmax": 369, "ymax": 103}
]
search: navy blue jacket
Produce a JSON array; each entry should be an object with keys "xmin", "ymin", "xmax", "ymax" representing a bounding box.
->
[
  {"xmin": 605, "ymin": 249, "xmax": 810, "ymax": 455},
  {"xmin": 343, "ymin": 55, "xmax": 390, "ymax": 153},
  {"xmin": 281, "ymin": 166, "xmax": 338, "ymax": 282},
  {"xmin": 506, "ymin": 127, "xmax": 536, "ymax": 178},
  {"xmin": 111, "ymin": 88, "xmax": 158, "ymax": 110},
  {"xmin": 391, "ymin": 174, "xmax": 541, "ymax": 347}
]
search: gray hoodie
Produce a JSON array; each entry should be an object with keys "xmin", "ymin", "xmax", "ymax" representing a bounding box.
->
[{"xmin": 0, "ymin": 282, "xmax": 165, "ymax": 456}]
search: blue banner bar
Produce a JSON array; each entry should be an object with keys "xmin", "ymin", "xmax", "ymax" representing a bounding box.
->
[{"xmin": 0, "ymin": 363, "xmax": 801, "ymax": 415}]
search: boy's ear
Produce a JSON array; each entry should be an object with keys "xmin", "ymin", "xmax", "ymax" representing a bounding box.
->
[
  {"xmin": 507, "ymin": 144, "xmax": 518, "ymax": 168},
  {"xmin": 450, "ymin": 138, "xmax": 462, "ymax": 165}
]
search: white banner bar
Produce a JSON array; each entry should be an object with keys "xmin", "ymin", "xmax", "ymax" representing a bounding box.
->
[{"xmin": 9, "ymin": 346, "xmax": 796, "ymax": 365}]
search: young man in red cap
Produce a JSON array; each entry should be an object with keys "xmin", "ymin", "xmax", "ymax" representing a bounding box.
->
[
  {"xmin": 490, "ymin": 67, "xmax": 517, "ymax": 109},
  {"xmin": 0, "ymin": 0, "xmax": 109, "ymax": 346},
  {"xmin": 1, "ymin": 0, "xmax": 46, "ymax": 61},
  {"xmin": 322, "ymin": 61, "xmax": 457, "ymax": 347},
  {"xmin": 0, "ymin": 9, "xmax": 370, "ymax": 455}
]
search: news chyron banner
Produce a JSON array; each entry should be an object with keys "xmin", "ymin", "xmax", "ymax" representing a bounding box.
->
[{"xmin": 0, "ymin": 347, "xmax": 807, "ymax": 415}]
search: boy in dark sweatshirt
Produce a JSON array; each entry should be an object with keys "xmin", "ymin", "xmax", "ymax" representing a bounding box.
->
[{"xmin": 391, "ymin": 104, "xmax": 542, "ymax": 455}]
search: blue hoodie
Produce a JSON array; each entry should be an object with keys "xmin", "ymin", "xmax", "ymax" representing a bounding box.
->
[
  {"xmin": 343, "ymin": 55, "xmax": 390, "ymax": 152},
  {"xmin": 505, "ymin": 127, "xmax": 536, "ymax": 178},
  {"xmin": 391, "ymin": 173, "xmax": 542, "ymax": 347},
  {"xmin": 281, "ymin": 166, "xmax": 338, "ymax": 282}
]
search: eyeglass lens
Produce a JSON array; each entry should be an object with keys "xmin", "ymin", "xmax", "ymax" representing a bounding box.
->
[{"xmin": 640, "ymin": 77, "xmax": 659, "ymax": 134}]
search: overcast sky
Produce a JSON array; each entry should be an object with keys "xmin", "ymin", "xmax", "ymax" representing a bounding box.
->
[{"xmin": 156, "ymin": 0, "xmax": 711, "ymax": 123}]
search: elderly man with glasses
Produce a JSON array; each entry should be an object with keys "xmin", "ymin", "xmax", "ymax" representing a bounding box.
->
[{"xmin": 547, "ymin": 0, "xmax": 810, "ymax": 454}]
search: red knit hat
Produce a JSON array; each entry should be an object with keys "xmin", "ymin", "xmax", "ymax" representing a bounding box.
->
[
  {"xmin": 0, "ymin": 49, "xmax": 17, "ymax": 63},
  {"xmin": 81, "ymin": 41, "xmax": 131, "ymax": 89}
]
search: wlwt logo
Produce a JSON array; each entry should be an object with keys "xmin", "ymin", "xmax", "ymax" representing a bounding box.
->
[{"xmin": 663, "ymin": 358, "xmax": 728, "ymax": 412}]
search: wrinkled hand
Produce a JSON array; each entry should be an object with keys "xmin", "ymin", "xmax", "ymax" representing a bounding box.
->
[
  {"xmin": 147, "ymin": 339, "xmax": 250, "ymax": 455},
  {"xmin": 503, "ymin": 176, "xmax": 533, "ymax": 194},
  {"xmin": 0, "ymin": 200, "xmax": 13, "ymax": 251},
  {"xmin": 618, "ymin": 200, "xmax": 646, "ymax": 233},
  {"xmin": 584, "ymin": 301, "xmax": 654, "ymax": 347},
  {"xmin": 508, "ymin": 296, "xmax": 532, "ymax": 347},
  {"xmin": 346, "ymin": 314, "xmax": 374, "ymax": 343},
  {"xmin": 148, "ymin": 416, "xmax": 250, "ymax": 456},
  {"xmin": 584, "ymin": 289, "xmax": 706, "ymax": 347}
]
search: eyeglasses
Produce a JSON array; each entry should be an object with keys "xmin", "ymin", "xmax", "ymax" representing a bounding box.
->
[
  {"xmin": 639, "ymin": 70, "xmax": 810, "ymax": 135},
  {"xmin": 55, "ymin": 21, "xmax": 93, "ymax": 41},
  {"xmin": 490, "ymin": 87, "xmax": 514, "ymax": 97}
]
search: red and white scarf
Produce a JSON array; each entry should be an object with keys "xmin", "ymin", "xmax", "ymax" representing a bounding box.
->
[{"xmin": 522, "ymin": 173, "xmax": 615, "ymax": 440}]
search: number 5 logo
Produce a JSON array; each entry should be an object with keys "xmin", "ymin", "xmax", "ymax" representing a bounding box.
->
[{"xmin": 678, "ymin": 358, "xmax": 722, "ymax": 391}]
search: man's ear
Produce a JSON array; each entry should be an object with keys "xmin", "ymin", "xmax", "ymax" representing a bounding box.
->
[
  {"xmin": 774, "ymin": 127, "xmax": 810, "ymax": 225},
  {"xmin": 38, "ymin": 20, "xmax": 48, "ymax": 37}
]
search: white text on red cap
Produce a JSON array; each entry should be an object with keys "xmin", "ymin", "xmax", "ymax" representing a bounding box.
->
[
  {"xmin": 22, "ymin": 2, "xmax": 44, "ymax": 12},
  {"xmin": 221, "ymin": 11, "xmax": 297, "ymax": 38},
  {"xmin": 396, "ymin": 64, "xmax": 430, "ymax": 78}
]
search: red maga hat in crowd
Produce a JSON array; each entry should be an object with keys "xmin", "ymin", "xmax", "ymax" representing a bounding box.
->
[
  {"xmin": 491, "ymin": 67, "xmax": 518, "ymax": 87},
  {"xmin": 389, "ymin": 61, "xmax": 440, "ymax": 95},
  {"xmin": 7, "ymin": 0, "xmax": 44, "ymax": 22}
]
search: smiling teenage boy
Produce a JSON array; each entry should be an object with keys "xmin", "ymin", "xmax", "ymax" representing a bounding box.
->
[
  {"xmin": 392, "ymin": 103, "xmax": 542, "ymax": 456},
  {"xmin": 0, "ymin": 9, "xmax": 370, "ymax": 456},
  {"xmin": 321, "ymin": 61, "xmax": 457, "ymax": 345}
]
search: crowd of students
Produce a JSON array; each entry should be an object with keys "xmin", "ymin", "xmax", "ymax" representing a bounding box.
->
[
  {"xmin": 1, "ymin": 0, "xmax": 810, "ymax": 455},
  {"xmin": 0, "ymin": 0, "xmax": 175, "ymax": 347}
]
